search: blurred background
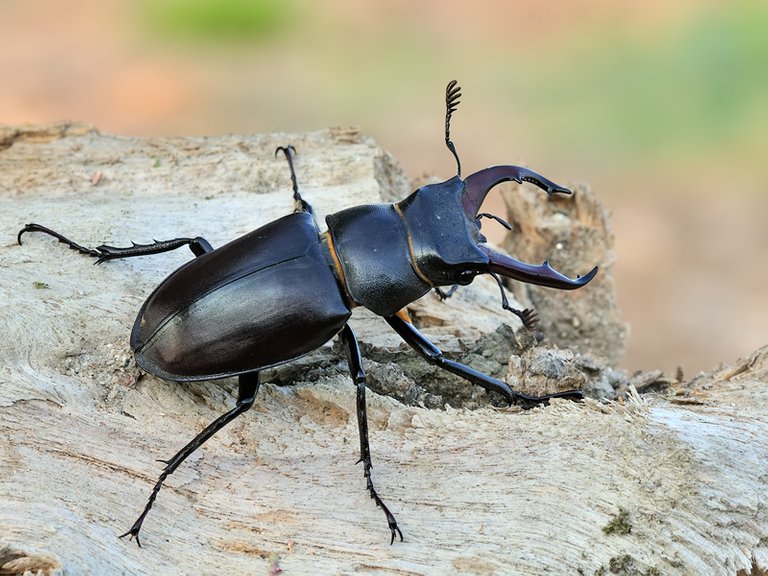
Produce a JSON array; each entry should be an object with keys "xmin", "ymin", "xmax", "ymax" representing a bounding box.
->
[{"xmin": 2, "ymin": 0, "xmax": 766, "ymax": 376}]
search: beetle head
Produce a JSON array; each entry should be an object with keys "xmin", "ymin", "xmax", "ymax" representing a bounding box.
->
[
  {"xmin": 394, "ymin": 81, "xmax": 598, "ymax": 292},
  {"xmin": 396, "ymin": 170, "xmax": 597, "ymax": 291}
]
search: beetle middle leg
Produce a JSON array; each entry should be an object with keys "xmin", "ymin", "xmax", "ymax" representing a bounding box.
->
[
  {"xmin": 339, "ymin": 324, "xmax": 403, "ymax": 544},
  {"xmin": 18, "ymin": 223, "xmax": 213, "ymax": 263},
  {"xmin": 384, "ymin": 314, "xmax": 582, "ymax": 406},
  {"xmin": 120, "ymin": 371, "xmax": 260, "ymax": 547}
]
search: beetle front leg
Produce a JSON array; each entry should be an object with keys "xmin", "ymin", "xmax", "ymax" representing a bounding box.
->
[
  {"xmin": 339, "ymin": 324, "xmax": 403, "ymax": 544},
  {"xmin": 384, "ymin": 315, "xmax": 582, "ymax": 406},
  {"xmin": 18, "ymin": 223, "xmax": 213, "ymax": 263},
  {"xmin": 120, "ymin": 372, "xmax": 260, "ymax": 547}
]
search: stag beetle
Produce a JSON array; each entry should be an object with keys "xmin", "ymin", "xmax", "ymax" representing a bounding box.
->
[{"xmin": 18, "ymin": 81, "xmax": 597, "ymax": 546}]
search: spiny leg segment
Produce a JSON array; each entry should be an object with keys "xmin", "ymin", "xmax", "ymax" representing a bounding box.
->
[
  {"xmin": 121, "ymin": 372, "xmax": 261, "ymax": 547},
  {"xmin": 17, "ymin": 223, "xmax": 212, "ymax": 263},
  {"xmin": 339, "ymin": 323, "xmax": 403, "ymax": 544}
]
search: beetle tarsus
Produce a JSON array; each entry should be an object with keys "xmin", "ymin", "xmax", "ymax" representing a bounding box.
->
[
  {"xmin": 515, "ymin": 308, "xmax": 540, "ymax": 330},
  {"xmin": 276, "ymin": 145, "xmax": 313, "ymax": 214},
  {"xmin": 488, "ymin": 271, "xmax": 539, "ymax": 329},
  {"xmin": 516, "ymin": 388, "xmax": 584, "ymax": 408},
  {"xmin": 434, "ymin": 285, "xmax": 459, "ymax": 301},
  {"xmin": 363, "ymin": 459, "xmax": 403, "ymax": 544},
  {"xmin": 340, "ymin": 324, "xmax": 404, "ymax": 544},
  {"xmin": 18, "ymin": 223, "xmax": 104, "ymax": 259},
  {"xmin": 121, "ymin": 373, "xmax": 260, "ymax": 546},
  {"xmin": 119, "ymin": 494, "xmax": 155, "ymax": 548}
]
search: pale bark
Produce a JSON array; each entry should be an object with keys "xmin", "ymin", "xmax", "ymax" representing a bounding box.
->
[{"xmin": 1, "ymin": 124, "xmax": 766, "ymax": 576}]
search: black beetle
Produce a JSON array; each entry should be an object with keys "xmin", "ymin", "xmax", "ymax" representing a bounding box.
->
[{"xmin": 18, "ymin": 81, "xmax": 597, "ymax": 546}]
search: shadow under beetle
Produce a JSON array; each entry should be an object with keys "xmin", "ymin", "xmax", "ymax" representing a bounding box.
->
[{"xmin": 18, "ymin": 81, "xmax": 598, "ymax": 546}]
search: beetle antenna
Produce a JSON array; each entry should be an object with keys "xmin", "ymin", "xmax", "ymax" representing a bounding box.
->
[
  {"xmin": 275, "ymin": 145, "xmax": 312, "ymax": 214},
  {"xmin": 445, "ymin": 80, "xmax": 462, "ymax": 177}
]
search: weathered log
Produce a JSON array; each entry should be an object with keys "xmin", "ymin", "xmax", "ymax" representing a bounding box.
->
[
  {"xmin": 1, "ymin": 125, "xmax": 766, "ymax": 576},
  {"xmin": 502, "ymin": 181, "xmax": 628, "ymax": 366}
]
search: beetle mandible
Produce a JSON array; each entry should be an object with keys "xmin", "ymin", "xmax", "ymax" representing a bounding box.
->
[{"xmin": 18, "ymin": 81, "xmax": 598, "ymax": 546}]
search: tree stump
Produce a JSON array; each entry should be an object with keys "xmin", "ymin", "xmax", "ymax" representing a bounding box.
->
[{"xmin": 1, "ymin": 124, "xmax": 766, "ymax": 575}]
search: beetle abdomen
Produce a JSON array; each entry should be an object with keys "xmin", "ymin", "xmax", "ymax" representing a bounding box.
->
[{"xmin": 131, "ymin": 212, "xmax": 351, "ymax": 381}]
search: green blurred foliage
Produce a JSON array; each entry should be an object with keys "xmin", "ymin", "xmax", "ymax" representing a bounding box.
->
[
  {"xmin": 132, "ymin": 0, "xmax": 768, "ymax": 182},
  {"xmin": 140, "ymin": 0, "xmax": 298, "ymax": 43},
  {"xmin": 520, "ymin": 2, "xmax": 768, "ymax": 166}
]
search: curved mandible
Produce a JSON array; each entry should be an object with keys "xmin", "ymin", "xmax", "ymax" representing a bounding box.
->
[
  {"xmin": 462, "ymin": 165, "xmax": 571, "ymax": 217},
  {"xmin": 479, "ymin": 244, "xmax": 598, "ymax": 290}
]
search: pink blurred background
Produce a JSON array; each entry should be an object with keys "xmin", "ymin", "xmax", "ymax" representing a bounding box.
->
[{"xmin": 3, "ymin": 0, "xmax": 766, "ymax": 376}]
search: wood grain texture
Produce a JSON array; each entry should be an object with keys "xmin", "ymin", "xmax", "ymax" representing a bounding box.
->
[{"xmin": 1, "ymin": 124, "xmax": 766, "ymax": 576}]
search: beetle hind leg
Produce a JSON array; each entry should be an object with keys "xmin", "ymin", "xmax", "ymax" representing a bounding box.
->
[
  {"xmin": 120, "ymin": 372, "xmax": 260, "ymax": 547},
  {"xmin": 18, "ymin": 223, "xmax": 213, "ymax": 263},
  {"xmin": 339, "ymin": 324, "xmax": 403, "ymax": 544}
]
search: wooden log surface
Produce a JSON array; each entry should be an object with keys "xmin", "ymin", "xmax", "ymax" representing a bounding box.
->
[{"xmin": 1, "ymin": 124, "xmax": 767, "ymax": 575}]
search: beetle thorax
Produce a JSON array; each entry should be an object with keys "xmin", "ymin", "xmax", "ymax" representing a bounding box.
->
[
  {"xmin": 324, "ymin": 177, "xmax": 489, "ymax": 317},
  {"xmin": 395, "ymin": 177, "xmax": 488, "ymax": 287}
]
